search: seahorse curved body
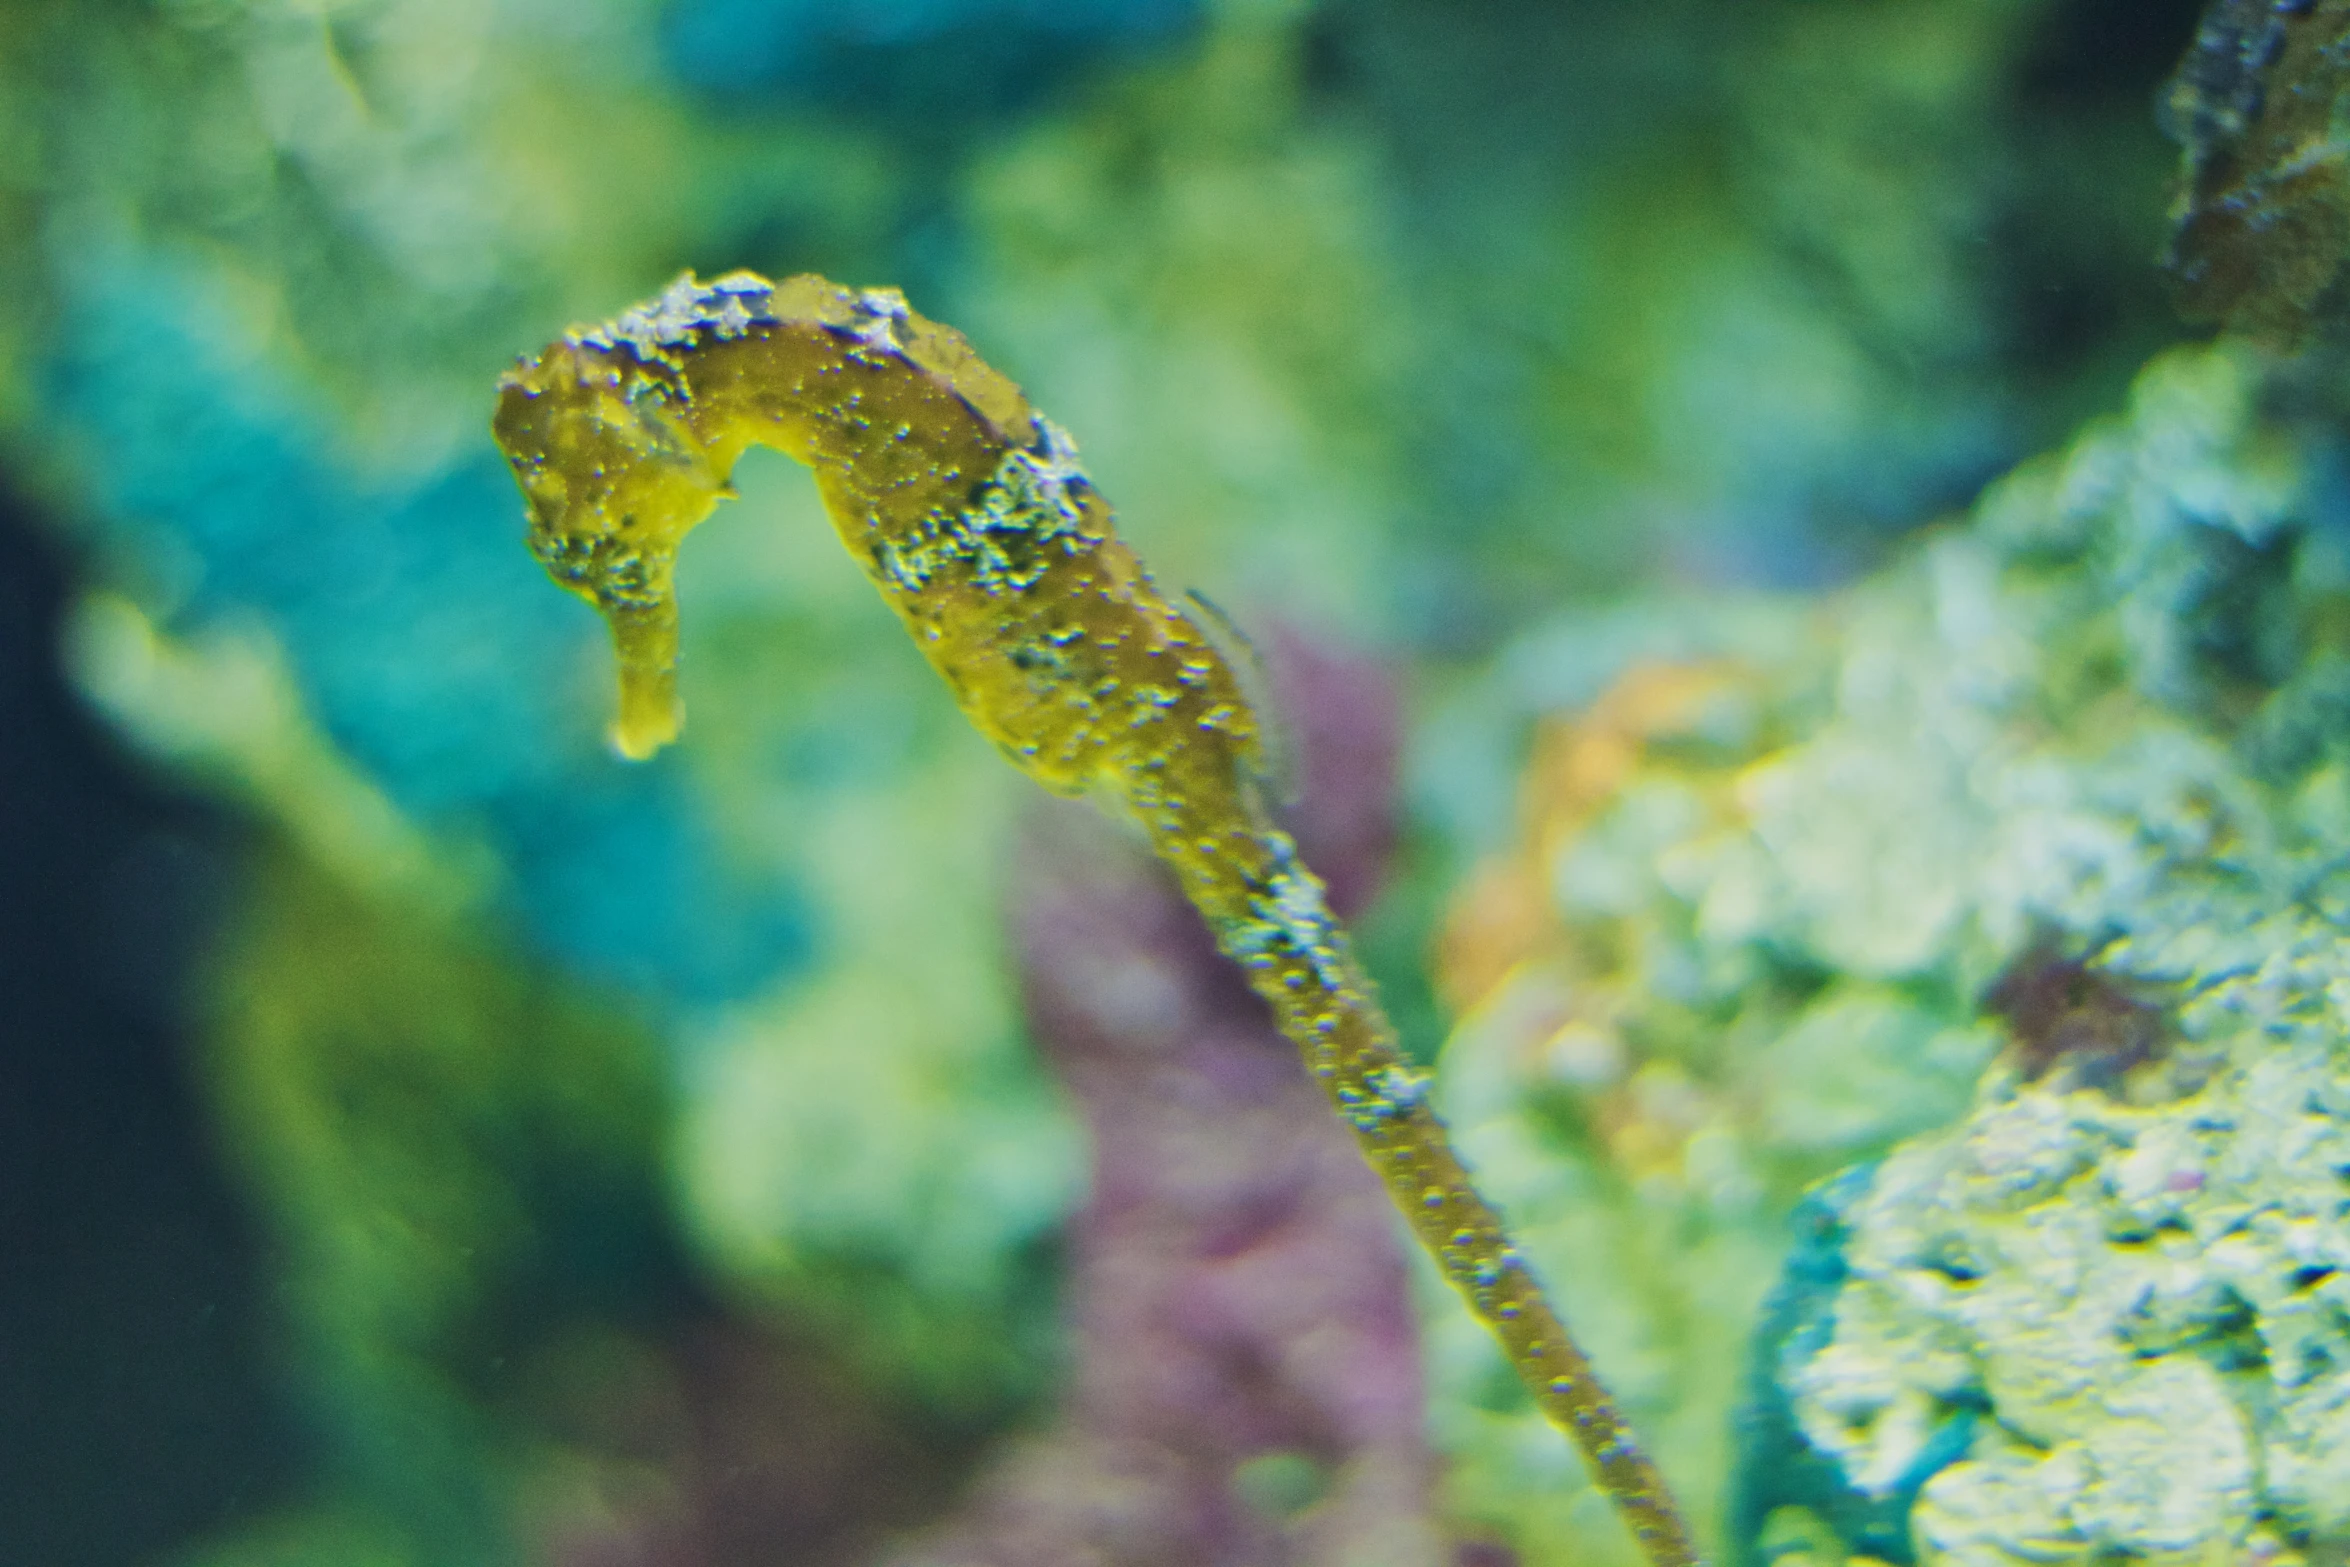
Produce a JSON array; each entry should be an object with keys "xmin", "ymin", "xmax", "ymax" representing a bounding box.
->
[{"xmin": 493, "ymin": 271, "xmax": 1700, "ymax": 1567}]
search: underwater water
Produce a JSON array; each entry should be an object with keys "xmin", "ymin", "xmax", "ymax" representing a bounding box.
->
[{"xmin": 23, "ymin": 0, "xmax": 2350, "ymax": 1563}]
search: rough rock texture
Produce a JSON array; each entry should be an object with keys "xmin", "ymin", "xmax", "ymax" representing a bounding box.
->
[
  {"xmin": 1434, "ymin": 337, "xmax": 2350, "ymax": 1567},
  {"xmin": 1738, "ymin": 339, "xmax": 2350, "ymax": 1567}
]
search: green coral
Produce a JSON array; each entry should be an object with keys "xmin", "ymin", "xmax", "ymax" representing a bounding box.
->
[
  {"xmin": 1749, "ymin": 338, "xmax": 2350, "ymax": 1552},
  {"xmin": 200, "ymin": 843, "xmax": 685, "ymax": 1565},
  {"xmin": 1788, "ymin": 1063, "xmax": 2344, "ymax": 1566},
  {"xmin": 1427, "ymin": 337, "xmax": 2350, "ymax": 1565},
  {"xmin": 192, "ymin": 830, "xmax": 1036, "ymax": 1566},
  {"xmin": 1758, "ymin": 343, "xmax": 2350, "ymax": 1561}
]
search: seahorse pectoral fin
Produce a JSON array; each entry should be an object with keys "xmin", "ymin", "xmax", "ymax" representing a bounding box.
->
[{"xmin": 1181, "ymin": 588, "xmax": 1293, "ymax": 807}]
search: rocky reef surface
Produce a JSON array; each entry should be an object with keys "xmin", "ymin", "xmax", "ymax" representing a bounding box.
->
[{"xmin": 1435, "ymin": 339, "xmax": 2350, "ymax": 1566}]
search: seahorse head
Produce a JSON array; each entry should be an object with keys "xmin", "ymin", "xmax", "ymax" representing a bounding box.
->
[{"xmin": 494, "ymin": 340, "xmax": 729, "ymax": 758}]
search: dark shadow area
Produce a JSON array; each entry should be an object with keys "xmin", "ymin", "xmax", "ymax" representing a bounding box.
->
[
  {"xmin": 1993, "ymin": 0, "xmax": 2214, "ymax": 397},
  {"xmin": 2016, "ymin": 0, "xmax": 2208, "ymax": 108},
  {"xmin": 0, "ymin": 482, "xmax": 298, "ymax": 1565}
]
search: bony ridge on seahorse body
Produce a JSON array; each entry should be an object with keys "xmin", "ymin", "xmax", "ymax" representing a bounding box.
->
[{"xmin": 492, "ymin": 270, "xmax": 1704, "ymax": 1567}]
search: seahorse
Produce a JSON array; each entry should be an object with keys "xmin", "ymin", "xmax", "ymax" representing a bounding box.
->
[{"xmin": 493, "ymin": 271, "xmax": 1701, "ymax": 1567}]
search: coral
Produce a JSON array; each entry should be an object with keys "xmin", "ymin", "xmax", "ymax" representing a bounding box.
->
[
  {"xmin": 1431, "ymin": 335, "xmax": 2350, "ymax": 1566},
  {"xmin": 199, "ymin": 842, "xmax": 1009, "ymax": 1567},
  {"xmin": 1778, "ymin": 1062, "xmax": 2343, "ymax": 1567},
  {"xmin": 46, "ymin": 238, "xmax": 810, "ymax": 1005},
  {"xmin": 658, "ymin": 0, "xmax": 1202, "ymax": 110},
  {"xmin": 494, "ymin": 271, "xmax": 1697, "ymax": 1565},
  {"xmin": 1740, "ymin": 332, "xmax": 2350, "ymax": 1564},
  {"xmin": 2163, "ymin": 0, "xmax": 2350, "ymax": 343},
  {"xmin": 1428, "ymin": 651, "xmax": 1951, "ymax": 1567}
]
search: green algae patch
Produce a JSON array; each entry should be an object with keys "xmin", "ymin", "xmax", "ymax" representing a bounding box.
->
[{"xmin": 202, "ymin": 841, "xmax": 1022, "ymax": 1566}]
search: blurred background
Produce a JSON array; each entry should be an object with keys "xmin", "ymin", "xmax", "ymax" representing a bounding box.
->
[{"xmin": 0, "ymin": 1, "xmax": 2216, "ymax": 1563}]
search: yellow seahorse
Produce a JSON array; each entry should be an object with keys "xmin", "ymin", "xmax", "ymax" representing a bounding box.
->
[{"xmin": 493, "ymin": 271, "xmax": 1700, "ymax": 1567}]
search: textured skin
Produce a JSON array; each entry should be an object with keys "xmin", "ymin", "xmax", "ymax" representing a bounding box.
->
[{"xmin": 492, "ymin": 271, "xmax": 1701, "ymax": 1567}]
